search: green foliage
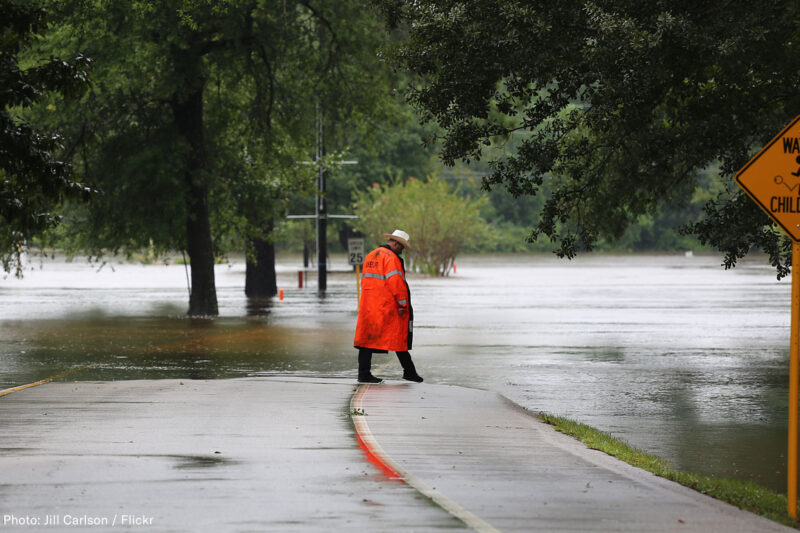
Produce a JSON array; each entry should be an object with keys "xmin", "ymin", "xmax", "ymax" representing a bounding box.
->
[
  {"xmin": 439, "ymin": 160, "xmax": 704, "ymax": 253},
  {"xmin": 330, "ymin": 98, "xmax": 437, "ymax": 197},
  {"xmin": 351, "ymin": 176, "xmax": 488, "ymax": 275},
  {"xmin": 22, "ymin": 1, "xmax": 398, "ymax": 313},
  {"xmin": 0, "ymin": 0, "xmax": 91, "ymax": 275},
  {"xmin": 380, "ymin": 0, "xmax": 800, "ymax": 275},
  {"xmin": 31, "ymin": 1, "xmax": 319, "ymax": 257}
]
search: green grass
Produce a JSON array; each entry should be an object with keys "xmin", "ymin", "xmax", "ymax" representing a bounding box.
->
[{"xmin": 539, "ymin": 413, "xmax": 800, "ymax": 529}]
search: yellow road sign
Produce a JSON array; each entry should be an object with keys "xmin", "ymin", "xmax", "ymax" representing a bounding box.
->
[
  {"xmin": 736, "ymin": 114, "xmax": 800, "ymax": 241},
  {"xmin": 736, "ymin": 114, "xmax": 800, "ymax": 517}
]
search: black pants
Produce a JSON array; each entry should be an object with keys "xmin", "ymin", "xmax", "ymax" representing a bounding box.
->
[{"xmin": 358, "ymin": 348, "xmax": 417, "ymax": 377}]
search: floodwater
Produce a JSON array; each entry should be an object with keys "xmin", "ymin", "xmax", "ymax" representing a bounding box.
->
[{"xmin": 0, "ymin": 251, "xmax": 792, "ymax": 492}]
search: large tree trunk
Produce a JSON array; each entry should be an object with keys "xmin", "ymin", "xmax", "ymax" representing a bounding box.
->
[
  {"xmin": 245, "ymin": 235, "xmax": 277, "ymax": 297},
  {"xmin": 171, "ymin": 50, "xmax": 218, "ymax": 317},
  {"xmin": 184, "ymin": 179, "xmax": 218, "ymax": 316}
]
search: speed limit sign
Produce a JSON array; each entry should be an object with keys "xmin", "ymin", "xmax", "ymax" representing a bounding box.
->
[{"xmin": 347, "ymin": 238, "xmax": 365, "ymax": 266}]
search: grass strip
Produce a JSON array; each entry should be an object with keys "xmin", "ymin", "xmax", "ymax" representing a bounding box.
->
[{"xmin": 539, "ymin": 413, "xmax": 799, "ymax": 529}]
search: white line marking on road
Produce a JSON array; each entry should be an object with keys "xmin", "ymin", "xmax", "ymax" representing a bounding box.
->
[{"xmin": 350, "ymin": 383, "xmax": 501, "ymax": 533}]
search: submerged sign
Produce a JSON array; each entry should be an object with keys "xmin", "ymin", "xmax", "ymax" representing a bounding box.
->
[{"xmin": 735, "ymin": 114, "xmax": 800, "ymax": 241}]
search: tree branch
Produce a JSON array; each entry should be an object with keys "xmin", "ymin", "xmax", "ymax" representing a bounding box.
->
[{"xmin": 298, "ymin": 0, "xmax": 339, "ymax": 83}]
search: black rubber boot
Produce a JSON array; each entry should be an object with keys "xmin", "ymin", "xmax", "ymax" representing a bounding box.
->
[
  {"xmin": 358, "ymin": 349, "xmax": 382, "ymax": 384},
  {"xmin": 396, "ymin": 351, "xmax": 423, "ymax": 383}
]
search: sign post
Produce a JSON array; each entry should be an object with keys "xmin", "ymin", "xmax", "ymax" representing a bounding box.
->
[
  {"xmin": 348, "ymin": 238, "xmax": 365, "ymax": 307},
  {"xmin": 791, "ymin": 241, "xmax": 800, "ymax": 517},
  {"xmin": 735, "ymin": 114, "xmax": 800, "ymax": 517}
]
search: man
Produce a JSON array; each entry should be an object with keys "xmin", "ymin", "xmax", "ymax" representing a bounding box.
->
[{"xmin": 354, "ymin": 229, "xmax": 423, "ymax": 384}]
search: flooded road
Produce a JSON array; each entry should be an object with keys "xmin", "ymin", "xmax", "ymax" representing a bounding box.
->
[{"xmin": 0, "ymin": 252, "xmax": 791, "ymax": 492}]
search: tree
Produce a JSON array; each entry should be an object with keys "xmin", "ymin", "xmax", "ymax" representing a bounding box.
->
[
  {"xmin": 0, "ymin": 0, "xmax": 90, "ymax": 276},
  {"xmin": 352, "ymin": 176, "xmax": 488, "ymax": 275},
  {"xmin": 379, "ymin": 0, "xmax": 800, "ymax": 276},
  {"xmin": 35, "ymin": 1, "xmax": 394, "ymax": 314},
  {"xmin": 323, "ymin": 101, "xmax": 437, "ymax": 251},
  {"xmin": 36, "ymin": 1, "xmax": 263, "ymax": 315},
  {"xmin": 244, "ymin": 1, "xmax": 401, "ymax": 294}
]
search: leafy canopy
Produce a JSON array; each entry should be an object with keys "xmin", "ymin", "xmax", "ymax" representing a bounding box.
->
[
  {"xmin": 0, "ymin": 0, "xmax": 90, "ymax": 274},
  {"xmin": 34, "ymin": 0, "xmax": 394, "ymax": 257},
  {"xmin": 380, "ymin": 0, "xmax": 800, "ymax": 276}
]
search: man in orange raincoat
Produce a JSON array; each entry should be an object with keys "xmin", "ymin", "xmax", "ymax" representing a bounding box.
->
[{"xmin": 354, "ymin": 229, "xmax": 423, "ymax": 384}]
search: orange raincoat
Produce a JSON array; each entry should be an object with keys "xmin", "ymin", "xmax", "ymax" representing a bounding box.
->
[{"xmin": 354, "ymin": 245, "xmax": 411, "ymax": 352}]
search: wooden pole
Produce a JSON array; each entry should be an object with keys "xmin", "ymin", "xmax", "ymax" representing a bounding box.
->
[
  {"xmin": 315, "ymin": 100, "xmax": 327, "ymax": 293},
  {"xmin": 356, "ymin": 264, "xmax": 361, "ymax": 311}
]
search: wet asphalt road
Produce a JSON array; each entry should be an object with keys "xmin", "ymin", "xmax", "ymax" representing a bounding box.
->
[{"xmin": 0, "ymin": 377, "xmax": 793, "ymax": 532}]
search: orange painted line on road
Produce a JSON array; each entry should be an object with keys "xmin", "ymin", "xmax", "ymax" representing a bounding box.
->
[
  {"xmin": 350, "ymin": 384, "xmax": 500, "ymax": 533},
  {"xmin": 353, "ymin": 422, "xmax": 403, "ymax": 481},
  {"xmin": 0, "ymin": 366, "xmax": 90, "ymax": 398},
  {"xmin": 351, "ymin": 385, "xmax": 403, "ymax": 481}
]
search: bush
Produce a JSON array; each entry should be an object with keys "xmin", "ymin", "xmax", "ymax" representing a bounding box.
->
[{"xmin": 352, "ymin": 177, "xmax": 489, "ymax": 275}]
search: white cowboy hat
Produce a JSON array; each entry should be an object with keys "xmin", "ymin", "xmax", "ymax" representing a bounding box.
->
[{"xmin": 383, "ymin": 229, "xmax": 411, "ymax": 250}]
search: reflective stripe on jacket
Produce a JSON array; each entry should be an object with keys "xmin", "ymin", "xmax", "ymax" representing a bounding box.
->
[{"xmin": 353, "ymin": 245, "xmax": 410, "ymax": 352}]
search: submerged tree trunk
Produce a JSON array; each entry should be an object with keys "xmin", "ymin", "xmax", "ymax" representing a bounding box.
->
[
  {"xmin": 171, "ymin": 49, "xmax": 218, "ymax": 316},
  {"xmin": 245, "ymin": 235, "xmax": 277, "ymax": 298},
  {"xmin": 184, "ymin": 179, "xmax": 218, "ymax": 316}
]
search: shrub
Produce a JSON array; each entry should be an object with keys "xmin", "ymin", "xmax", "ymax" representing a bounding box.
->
[{"xmin": 352, "ymin": 177, "xmax": 488, "ymax": 275}]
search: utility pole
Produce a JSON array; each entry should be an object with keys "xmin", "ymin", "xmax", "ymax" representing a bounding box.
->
[
  {"xmin": 286, "ymin": 100, "xmax": 357, "ymax": 295},
  {"xmin": 316, "ymin": 101, "xmax": 327, "ymax": 292}
]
